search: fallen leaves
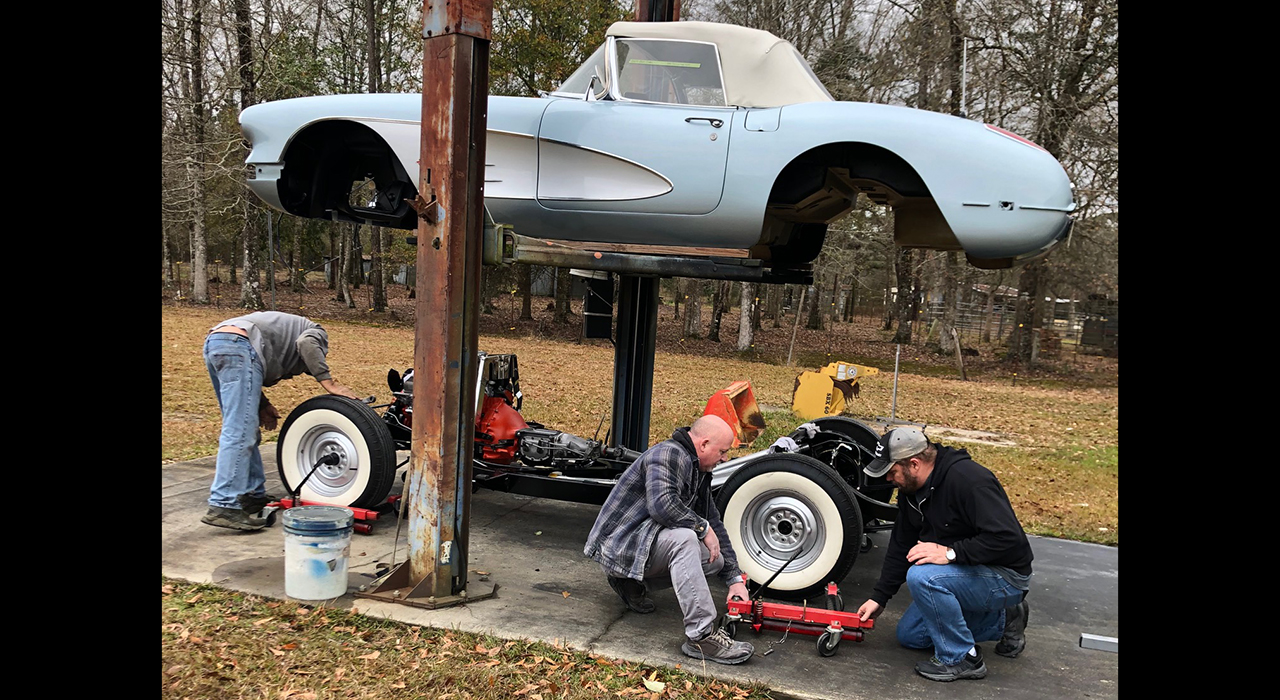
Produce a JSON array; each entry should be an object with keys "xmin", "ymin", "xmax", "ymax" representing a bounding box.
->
[{"xmin": 357, "ymin": 650, "xmax": 381, "ymax": 660}]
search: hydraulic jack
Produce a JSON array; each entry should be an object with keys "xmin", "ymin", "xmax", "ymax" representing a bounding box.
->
[
  {"xmin": 262, "ymin": 453, "xmax": 401, "ymax": 534},
  {"xmin": 721, "ymin": 549, "xmax": 874, "ymax": 657}
]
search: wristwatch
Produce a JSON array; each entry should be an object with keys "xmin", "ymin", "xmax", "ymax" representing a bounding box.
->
[
  {"xmin": 693, "ymin": 520, "xmax": 709, "ymax": 538},
  {"xmin": 945, "ymin": 547, "xmax": 956, "ymax": 562}
]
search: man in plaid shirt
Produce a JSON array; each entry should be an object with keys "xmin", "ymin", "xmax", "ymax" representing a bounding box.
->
[{"xmin": 584, "ymin": 415, "xmax": 754, "ymax": 664}]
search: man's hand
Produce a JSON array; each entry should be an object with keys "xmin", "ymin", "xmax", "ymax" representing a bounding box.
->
[
  {"xmin": 727, "ymin": 581, "xmax": 749, "ymax": 603},
  {"xmin": 320, "ymin": 378, "xmax": 362, "ymax": 400},
  {"xmin": 856, "ymin": 599, "xmax": 883, "ymax": 622},
  {"xmin": 703, "ymin": 527, "xmax": 721, "ymax": 563},
  {"xmin": 906, "ymin": 541, "xmax": 951, "ymax": 566},
  {"xmin": 258, "ymin": 402, "xmax": 281, "ymax": 431}
]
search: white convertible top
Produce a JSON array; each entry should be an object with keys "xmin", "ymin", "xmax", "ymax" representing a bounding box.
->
[{"xmin": 606, "ymin": 21, "xmax": 834, "ymax": 108}]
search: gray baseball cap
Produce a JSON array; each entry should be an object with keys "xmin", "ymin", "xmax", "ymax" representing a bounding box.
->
[{"xmin": 863, "ymin": 427, "xmax": 928, "ymax": 477}]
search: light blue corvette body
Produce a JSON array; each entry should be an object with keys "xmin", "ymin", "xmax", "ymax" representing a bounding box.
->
[{"xmin": 241, "ymin": 21, "xmax": 1074, "ymax": 269}]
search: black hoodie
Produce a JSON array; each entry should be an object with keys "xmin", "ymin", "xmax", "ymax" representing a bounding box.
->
[{"xmin": 870, "ymin": 444, "xmax": 1033, "ymax": 607}]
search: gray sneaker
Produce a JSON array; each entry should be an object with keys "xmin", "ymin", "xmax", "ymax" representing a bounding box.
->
[
  {"xmin": 201, "ymin": 506, "xmax": 269, "ymax": 531},
  {"xmin": 995, "ymin": 599, "xmax": 1029, "ymax": 658},
  {"xmin": 681, "ymin": 627, "xmax": 754, "ymax": 665}
]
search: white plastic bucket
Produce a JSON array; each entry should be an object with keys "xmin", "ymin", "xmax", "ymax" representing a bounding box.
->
[{"xmin": 282, "ymin": 506, "xmax": 354, "ymax": 600}]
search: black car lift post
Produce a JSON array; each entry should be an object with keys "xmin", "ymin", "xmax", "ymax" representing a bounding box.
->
[{"xmin": 612, "ymin": 275, "xmax": 659, "ymax": 452}]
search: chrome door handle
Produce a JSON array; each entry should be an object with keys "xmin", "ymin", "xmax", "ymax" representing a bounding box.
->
[{"xmin": 684, "ymin": 117, "xmax": 724, "ymax": 128}]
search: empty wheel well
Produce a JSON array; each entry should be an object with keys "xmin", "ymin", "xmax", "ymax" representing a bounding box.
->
[
  {"xmin": 755, "ymin": 143, "xmax": 931, "ymax": 265},
  {"xmin": 280, "ymin": 120, "xmax": 419, "ymax": 229}
]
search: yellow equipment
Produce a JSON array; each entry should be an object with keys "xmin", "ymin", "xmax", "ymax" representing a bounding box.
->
[{"xmin": 791, "ymin": 361, "xmax": 879, "ymax": 420}]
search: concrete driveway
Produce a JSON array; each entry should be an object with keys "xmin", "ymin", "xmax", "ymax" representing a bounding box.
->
[{"xmin": 162, "ymin": 447, "xmax": 1118, "ymax": 699}]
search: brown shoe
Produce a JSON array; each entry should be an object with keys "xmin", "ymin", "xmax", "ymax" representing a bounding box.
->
[
  {"xmin": 201, "ymin": 506, "xmax": 269, "ymax": 531},
  {"xmin": 681, "ymin": 627, "xmax": 754, "ymax": 665}
]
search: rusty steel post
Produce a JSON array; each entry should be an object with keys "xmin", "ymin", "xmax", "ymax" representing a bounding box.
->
[
  {"xmin": 405, "ymin": 0, "xmax": 493, "ymax": 599},
  {"xmin": 633, "ymin": 0, "xmax": 680, "ymax": 22}
]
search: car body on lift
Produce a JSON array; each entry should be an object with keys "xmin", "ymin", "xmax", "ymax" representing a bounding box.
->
[
  {"xmin": 240, "ymin": 21, "xmax": 1074, "ymax": 272},
  {"xmin": 278, "ymin": 352, "xmax": 897, "ymax": 602}
]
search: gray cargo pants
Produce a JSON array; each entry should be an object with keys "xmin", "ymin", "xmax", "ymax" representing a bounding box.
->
[{"xmin": 643, "ymin": 527, "xmax": 724, "ymax": 640}]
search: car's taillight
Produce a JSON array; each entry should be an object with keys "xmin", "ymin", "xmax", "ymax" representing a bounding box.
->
[{"xmin": 985, "ymin": 124, "xmax": 1048, "ymax": 152}]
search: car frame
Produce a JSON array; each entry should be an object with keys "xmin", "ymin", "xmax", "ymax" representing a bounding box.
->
[{"xmin": 276, "ymin": 351, "xmax": 898, "ymax": 601}]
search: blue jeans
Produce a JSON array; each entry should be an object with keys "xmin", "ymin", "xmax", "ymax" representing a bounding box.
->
[
  {"xmin": 896, "ymin": 564, "xmax": 1027, "ymax": 665},
  {"xmin": 204, "ymin": 333, "xmax": 267, "ymax": 510}
]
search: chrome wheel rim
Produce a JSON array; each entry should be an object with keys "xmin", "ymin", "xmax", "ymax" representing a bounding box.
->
[
  {"xmin": 293, "ymin": 425, "xmax": 360, "ymax": 498},
  {"xmin": 738, "ymin": 489, "xmax": 826, "ymax": 574}
]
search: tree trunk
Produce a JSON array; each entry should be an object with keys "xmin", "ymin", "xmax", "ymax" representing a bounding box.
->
[
  {"xmin": 554, "ymin": 267, "xmax": 572, "ymax": 322},
  {"xmin": 332, "ymin": 229, "xmax": 343, "ymax": 291},
  {"xmin": 769, "ymin": 285, "xmax": 783, "ymax": 328},
  {"xmin": 672, "ymin": 278, "xmax": 681, "ymax": 320},
  {"xmin": 830, "ymin": 273, "xmax": 840, "ymax": 324},
  {"xmin": 188, "ymin": 0, "xmax": 209, "ymax": 304},
  {"xmin": 709, "ymin": 280, "xmax": 729, "ymax": 342},
  {"xmin": 981, "ymin": 272, "xmax": 999, "ymax": 344},
  {"xmin": 939, "ymin": 251, "xmax": 958, "ymax": 353},
  {"xmin": 518, "ymin": 264, "xmax": 533, "ymax": 320},
  {"xmin": 364, "ymin": 0, "xmax": 385, "ymax": 311},
  {"xmin": 736, "ymin": 282, "xmax": 755, "ymax": 351},
  {"xmin": 844, "ymin": 275, "xmax": 857, "ymax": 322},
  {"xmin": 339, "ymin": 224, "xmax": 355, "ymax": 307},
  {"xmin": 235, "ymin": 0, "xmax": 262, "ymax": 310},
  {"xmin": 162, "ymin": 230, "xmax": 174, "ymax": 292},
  {"xmin": 683, "ymin": 280, "xmax": 703, "ymax": 338},
  {"xmin": 891, "ymin": 248, "xmax": 914, "ymax": 344},
  {"xmin": 348, "ymin": 225, "xmax": 362, "ymax": 289},
  {"xmin": 806, "ymin": 282, "xmax": 823, "ymax": 330},
  {"xmin": 1008, "ymin": 259, "xmax": 1045, "ymax": 364},
  {"xmin": 751, "ymin": 284, "xmax": 762, "ymax": 331}
]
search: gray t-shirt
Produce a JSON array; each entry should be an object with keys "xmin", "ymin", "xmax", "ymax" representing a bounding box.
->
[{"xmin": 210, "ymin": 311, "xmax": 331, "ymax": 387}]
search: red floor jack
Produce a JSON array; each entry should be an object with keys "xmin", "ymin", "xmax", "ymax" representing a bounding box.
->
[
  {"xmin": 262, "ymin": 453, "xmax": 401, "ymax": 535},
  {"xmin": 722, "ymin": 548, "xmax": 874, "ymax": 657}
]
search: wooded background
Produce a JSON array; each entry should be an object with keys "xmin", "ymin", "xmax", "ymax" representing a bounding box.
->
[{"xmin": 160, "ymin": 0, "xmax": 1118, "ymax": 367}]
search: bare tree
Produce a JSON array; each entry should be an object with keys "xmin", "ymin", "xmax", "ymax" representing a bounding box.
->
[
  {"xmin": 736, "ymin": 282, "xmax": 755, "ymax": 351},
  {"xmin": 683, "ymin": 280, "xmax": 704, "ymax": 338},
  {"xmin": 235, "ymin": 0, "xmax": 264, "ymax": 309}
]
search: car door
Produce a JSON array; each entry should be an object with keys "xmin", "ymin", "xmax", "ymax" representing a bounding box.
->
[{"xmin": 537, "ymin": 37, "xmax": 733, "ymax": 216}]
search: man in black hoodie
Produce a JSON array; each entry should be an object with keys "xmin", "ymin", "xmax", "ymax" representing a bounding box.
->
[{"xmin": 854, "ymin": 427, "xmax": 1033, "ymax": 682}]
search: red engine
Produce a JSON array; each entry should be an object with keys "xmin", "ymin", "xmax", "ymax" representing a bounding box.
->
[{"xmin": 475, "ymin": 394, "xmax": 528, "ymax": 463}]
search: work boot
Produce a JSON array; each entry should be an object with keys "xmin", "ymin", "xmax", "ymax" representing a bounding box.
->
[
  {"xmin": 237, "ymin": 492, "xmax": 280, "ymax": 514},
  {"xmin": 915, "ymin": 647, "xmax": 987, "ymax": 682},
  {"xmin": 201, "ymin": 506, "xmax": 269, "ymax": 532},
  {"xmin": 607, "ymin": 576, "xmax": 655, "ymax": 614},
  {"xmin": 995, "ymin": 598, "xmax": 1030, "ymax": 658},
  {"xmin": 681, "ymin": 627, "xmax": 754, "ymax": 665}
]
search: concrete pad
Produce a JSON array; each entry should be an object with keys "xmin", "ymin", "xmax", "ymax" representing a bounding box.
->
[{"xmin": 163, "ymin": 447, "xmax": 1118, "ymax": 699}]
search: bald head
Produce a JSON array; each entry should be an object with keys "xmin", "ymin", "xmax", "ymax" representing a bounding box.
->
[{"xmin": 690, "ymin": 415, "xmax": 736, "ymax": 471}]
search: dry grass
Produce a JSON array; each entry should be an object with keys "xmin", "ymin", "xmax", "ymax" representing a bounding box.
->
[
  {"xmin": 162, "ymin": 577, "xmax": 774, "ymax": 700},
  {"xmin": 162, "ymin": 305, "xmax": 1117, "ymax": 544}
]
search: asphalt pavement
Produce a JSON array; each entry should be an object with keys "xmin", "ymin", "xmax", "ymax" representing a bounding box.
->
[{"xmin": 162, "ymin": 446, "xmax": 1119, "ymax": 699}]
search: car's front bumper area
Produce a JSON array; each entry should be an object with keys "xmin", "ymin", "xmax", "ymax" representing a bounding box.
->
[{"xmin": 965, "ymin": 215, "xmax": 1074, "ymax": 269}]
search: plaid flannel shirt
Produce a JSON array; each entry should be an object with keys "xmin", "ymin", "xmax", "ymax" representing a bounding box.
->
[{"xmin": 583, "ymin": 427, "xmax": 743, "ymax": 586}]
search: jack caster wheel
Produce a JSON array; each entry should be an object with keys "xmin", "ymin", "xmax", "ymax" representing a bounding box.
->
[{"xmin": 817, "ymin": 631, "xmax": 839, "ymax": 657}]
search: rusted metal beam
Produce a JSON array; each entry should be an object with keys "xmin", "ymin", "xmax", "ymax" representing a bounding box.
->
[
  {"xmin": 403, "ymin": 0, "xmax": 493, "ymax": 602},
  {"xmin": 634, "ymin": 0, "xmax": 680, "ymax": 22}
]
